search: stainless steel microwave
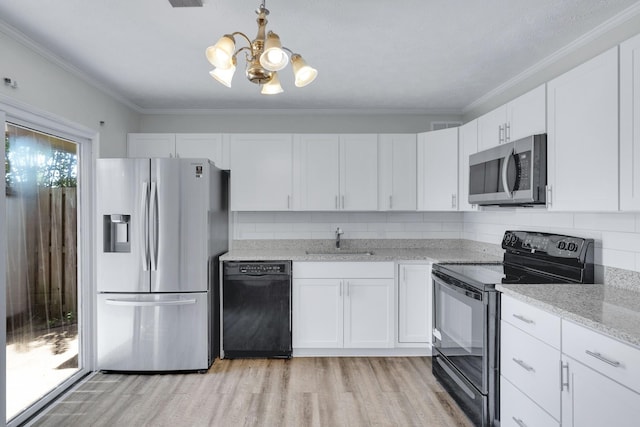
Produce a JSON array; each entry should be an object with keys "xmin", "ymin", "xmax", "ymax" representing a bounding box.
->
[{"xmin": 469, "ymin": 134, "xmax": 546, "ymax": 206}]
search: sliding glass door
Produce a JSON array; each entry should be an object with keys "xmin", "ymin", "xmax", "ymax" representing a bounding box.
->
[{"xmin": 4, "ymin": 119, "xmax": 89, "ymax": 425}]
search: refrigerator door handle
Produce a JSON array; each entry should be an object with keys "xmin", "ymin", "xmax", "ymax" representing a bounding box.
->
[
  {"xmin": 104, "ymin": 298, "xmax": 197, "ymax": 307},
  {"xmin": 141, "ymin": 181, "xmax": 150, "ymax": 271},
  {"xmin": 150, "ymin": 181, "xmax": 159, "ymax": 271}
]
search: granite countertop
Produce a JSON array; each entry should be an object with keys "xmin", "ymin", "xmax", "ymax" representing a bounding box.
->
[
  {"xmin": 219, "ymin": 239, "xmax": 502, "ymax": 264},
  {"xmin": 497, "ymin": 283, "xmax": 640, "ymax": 348}
]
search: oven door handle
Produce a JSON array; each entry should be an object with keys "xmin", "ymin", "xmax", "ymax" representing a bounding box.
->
[{"xmin": 433, "ymin": 273, "xmax": 483, "ymax": 301}]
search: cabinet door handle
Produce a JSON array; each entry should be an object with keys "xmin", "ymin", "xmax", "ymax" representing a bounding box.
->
[
  {"xmin": 512, "ymin": 314, "xmax": 535, "ymax": 324},
  {"xmin": 287, "ymin": 195, "xmax": 291, "ymax": 209},
  {"xmin": 451, "ymin": 194, "xmax": 456, "ymax": 209},
  {"xmin": 512, "ymin": 417, "xmax": 527, "ymax": 427},
  {"xmin": 585, "ymin": 350, "xmax": 621, "ymax": 367},
  {"xmin": 561, "ymin": 361, "xmax": 569, "ymax": 391},
  {"xmin": 341, "ymin": 195, "xmax": 345, "ymax": 209},
  {"xmin": 335, "ymin": 195, "xmax": 339, "ymax": 209},
  {"xmin": 339, "ymin": 281, "xmax": 342, "ymax": 296},
  {"xmin": 499, "ymin": 125, "xmax": 504, "ymax": 144},
  {"xmin": 389, "ymin": 195, "xmax": 393, "ymax": 209},
  {"xmin": 512, "ymin": 358, "xmax": 535, "ymax": 372},
  {"xmin": 505, "ymin": 122, "xmax": 511, "ymax": 142}
]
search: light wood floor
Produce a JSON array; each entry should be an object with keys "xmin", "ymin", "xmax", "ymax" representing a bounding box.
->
[{"xmin": 31, "ymin": 357, "xmax": 473, "ymax": 427}]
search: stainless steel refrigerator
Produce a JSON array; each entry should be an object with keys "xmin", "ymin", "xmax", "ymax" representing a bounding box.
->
[{"xmin": 96, "ymin": 158, "xmax": 228, "ymax": 372}]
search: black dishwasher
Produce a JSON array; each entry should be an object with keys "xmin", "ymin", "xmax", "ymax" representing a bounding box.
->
[{"xmin": 222, "ymin": 261, "xmax": 292, "ymax": 358}]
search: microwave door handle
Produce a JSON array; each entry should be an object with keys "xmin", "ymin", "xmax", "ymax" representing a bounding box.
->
[{"xmin": 502, "ymin": 148, "xmax": 514, "ymax": 199}]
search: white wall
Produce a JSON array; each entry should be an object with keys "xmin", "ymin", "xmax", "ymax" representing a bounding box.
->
[
  {"xmin": 139, "ymin": 112, "xmax": 461, "ymax": 134},
  {"xmin": 234, "ymin": 211, "xmax": 464, "ymax": 240},
  {"xmin": 0, "ymin": 27, "xmax": 139, "ymax": 158},
  {"xmin": 464, "ymin": 210, "xmax": 640, "ymax": 272}
]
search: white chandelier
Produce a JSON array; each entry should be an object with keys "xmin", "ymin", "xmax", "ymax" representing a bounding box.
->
[{"xmin": 205, "ymin": 0, "xmax": 318, "ymax": 95}]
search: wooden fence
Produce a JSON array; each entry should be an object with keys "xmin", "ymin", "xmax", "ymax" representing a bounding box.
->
[{"xmin": 6, "ymin": 187, "xmax": 77, "ymax": 334}]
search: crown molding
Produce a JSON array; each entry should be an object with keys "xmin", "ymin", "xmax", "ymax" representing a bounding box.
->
[
  {"xmin": 138, "ymin": 107, "xmax": 463, "ymax": 116},
  {"xmin": 0, "ymin": 19, "xmax": 144, "ymax": 113},
  {"xmin": 462, "ymin": 1, "xmax": 640, "ymax": 114}
]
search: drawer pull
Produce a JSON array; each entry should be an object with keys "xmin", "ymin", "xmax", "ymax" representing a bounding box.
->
[
  {"xmin": 512, "ymin": 314, "xmax": 535, "ymax": 324},
  {"xmin": 512, "ymin": 417, "xmax": 528, "ymax": 427},
  {"xmin": 512, "ymin": 358, "xmax": 535, "ymax": 372},
  {"xmin": 585, "ymin": 350, "xmax": 621, "ymax": 368}
]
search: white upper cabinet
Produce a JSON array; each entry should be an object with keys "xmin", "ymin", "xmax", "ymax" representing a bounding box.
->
[
  {"xmin": 458, "ymin": 120, "xmax": 479, "ymax": 211},
  {"xmin": 294, "ymin": 134, "xmax": 378, "ymax": 211},
  {"xmin": 477, "ymin": 84, "xmax": 546, "ymax": 151},
  {"xmin": 506, "ymin": 84, "xmax": 546, "ymax": 141},
  {"xmin": 127, "ymin": 133, "xmax": 176, "ymax": 158},
  {"xmin": 620, "ymin": 33, "xmax": 640, "ymax": 211},
  {"xmin": 547, "ymin": 47, "xmax": 619, "ymax": 211},
  {"xmin": 230, "ymin": 134, "xmax": 294, "ymax": 211},
  {"xmin": 477, "ymin": 106, "xmax": 507, "ymax": 152},
  {"xmin": 417, "ymin": 128, "xmax": 459, "ymax": 211},
  {"xmin": 294, "ymin": 134, "xmax": 340, "ymax": 210},
  {"xmin": 378, "ymin": 134, "xmax": 417, "ymax": 211},
  {"xmin": 128, "ymin": 133, "xmax": 228, "ymax": 168},
  {"xmin": 340, "ymin": 135, "xmax": 379, "ymax": 210},
  {"xmin": 175, "ymin": 133, "xmax": 228, "ymax": 169}
]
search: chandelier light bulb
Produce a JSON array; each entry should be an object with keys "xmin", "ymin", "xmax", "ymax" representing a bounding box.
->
[
  {"xmin": 291, "ymin": 54, "xmax": 318, "ymax": 87},
  {"xmin": 209, "ymin": 58, "xmax": 237, "ymax": 87},
  {"xmin": 206, "ymin": 35, "xmax": 236, "ymax": 69},
  {"xmin": 260, "ymin": 72, "xmax": 284, "ymax": 95},
  {"xmin": 260, "ymin": 31, "xmax": 289, "ymax": 71}
]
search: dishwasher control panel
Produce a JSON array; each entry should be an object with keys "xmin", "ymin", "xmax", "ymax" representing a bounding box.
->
[{"xmin": 224, "ymin": 261, "xmax": 291, "ymax": 275}]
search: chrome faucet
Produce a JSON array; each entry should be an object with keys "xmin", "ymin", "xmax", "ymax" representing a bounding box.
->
[{"xmin": 335, "ymin": 227, "xmax": 343, "ymax": 249}]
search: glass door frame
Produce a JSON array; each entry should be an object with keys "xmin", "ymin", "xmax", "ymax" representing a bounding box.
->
[{"xmin": 1, "ymin": 100, "xmax": 97, "ymax": 426}]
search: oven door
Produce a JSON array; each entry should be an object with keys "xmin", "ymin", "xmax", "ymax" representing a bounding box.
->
[{"xmin": 432, "ymin": 270, "xmax": 488, "ymax": 394}]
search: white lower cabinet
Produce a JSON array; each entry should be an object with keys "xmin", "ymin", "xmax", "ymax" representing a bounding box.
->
[
  {"xmin": 500, "ymin": 376, "xmax": 559, "ymax": 427},
  {"xmin": 293, "ymin": 278, "xmax": 343, "ymax": 348},
  {"xmin": 561, "ymin": 319, "xmax": 640, "ymax": 427},
  {"xmin": 500, "ymin": 295, "xmax": 561, "ymax": 424},
  {"xmin": 397, "ymin": 264, "xmax": 431, "ymax": 345},
  {"xmin": 501, "ymin": 321, "xmax": 560, "ymax": 420},
  {"xmin": 292, "ymin": 262, "xmax": 394, "ymax": 349},
  {"xmin": 561, "ymin": 354, "xmax": 640, "ymax": 427},
  {"xmin": 500, "ymin": 294, "xmax": 640, "ymax": 427}
]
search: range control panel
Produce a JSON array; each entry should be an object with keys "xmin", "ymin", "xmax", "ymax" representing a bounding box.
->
[{"xmin": 502, "ymin": 230, "xmax": 590, "ymax": 259}]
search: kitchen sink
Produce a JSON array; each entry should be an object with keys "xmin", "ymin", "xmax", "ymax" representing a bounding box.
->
[{"xmin": 305, "ymin": 250, "xmax": 374, "ymax": 256}]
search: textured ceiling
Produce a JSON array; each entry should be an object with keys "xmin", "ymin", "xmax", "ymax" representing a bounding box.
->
[{"xmin": 0, "ymin": 0, "xmax": 638, "ymax": 112}]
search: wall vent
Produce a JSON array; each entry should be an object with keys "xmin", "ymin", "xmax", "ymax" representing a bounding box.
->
[{"xmin": 431, "ymin": 122, "xmax": 462, "ymax": 131}]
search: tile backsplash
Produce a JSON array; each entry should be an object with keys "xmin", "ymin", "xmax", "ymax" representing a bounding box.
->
[
  {"xmin": 233, "ymin": 209, "xmax": 640, "ymax": 273},
  {"xmin": 233, "ymin": 212, "xmax": 464, "ymax": 240}
]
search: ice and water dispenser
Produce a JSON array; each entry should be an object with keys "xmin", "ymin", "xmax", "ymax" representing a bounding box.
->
[{"xmin": 103, "ymin": 214, "xmax": 131, "ymax": 252}]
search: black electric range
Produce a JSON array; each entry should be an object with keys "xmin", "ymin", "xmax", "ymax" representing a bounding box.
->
[{"xmin": 431, "ymin": 231, "xmax": 595, "ymax": 427}]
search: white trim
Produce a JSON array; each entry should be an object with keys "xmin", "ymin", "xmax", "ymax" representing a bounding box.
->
[
  {"xmin": 292, "ymin": 348, "xmax": 430, "ymax": 357},
  {"xmin": 0, "ymin": 20, "xmax": 144, "ymax": 113},
  {"xmin": 463, "ymin": 1, "xmax": 640, "ymax": 114},
  {"xmin": 1, "ymin": 110, "xmax": 7, "ymax": 427},
  {"xmin": 0, "ymin": 94, "xmax": 97, "ymax": 140},
  {"xmin": 1, "ymin": 100, "xmax": 96, "ymax": 426}
]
